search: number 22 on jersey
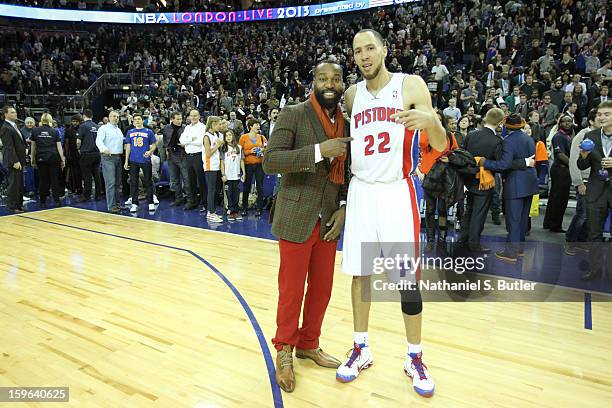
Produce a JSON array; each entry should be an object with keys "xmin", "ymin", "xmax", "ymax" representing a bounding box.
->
[{"xmin": 364, "ymin": 132, "xmax": 391, "ymax": 156}]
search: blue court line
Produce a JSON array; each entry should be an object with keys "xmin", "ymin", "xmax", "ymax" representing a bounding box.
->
[
  {"xmin": 15, "ymin": 214, "xmax": 284, "ymax": 408},
  {"xmin": 584, "ymin": 293, "xmax": 592, "ymax": 330}
]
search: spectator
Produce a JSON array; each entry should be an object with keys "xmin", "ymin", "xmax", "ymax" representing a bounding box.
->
[
  {"xmin": 203, "ymin": 115, "xmax": 224, "ymax": 223},
  {"xmin": 124, "ymin": 112, "xmax": 157, "ymax": 212},
  {"xmin": 96, "ymin": 110, "xmax": 125, "ymax": 213},
  {"xmin": 180, "ymin": 109, "xmax": 207, "ymax": 211},
  {"xmin": 76, "ymin": 109, "xmax": 102, "ymax": 202},
  {"xmin": 162, "ymin": 112, "xmax": 190, "ymax": 207},
  {"xmin": 566, "ymin": 108, "xmax": 600, "ymax": 255},
  {"xmin": 539, "ymin": 94, "xmax": 560, "ymax": 136},
  {"xmin": 30, "ymin": 112, "xmax": 65, "ymax": 208},
  {"xmin": 419, "ymin": 113, "xmax": 458, "ymax": 250},
  {"xmin": 220, "ymin": 129, "xmax": 245, "ymax": 221},
  {"xmin": 0, "ymin": 105, "xmax": 27, "ymax": 213},
  {"xmin": 543, "ymin": 115, "xmax": 574, "ymax": 232},
  {"xmin": 577, "ymin": 101, "xmax": 612, "ymax": 281},
  {"xmin": 442, "ymin": 98, "xmax": 462, "ymax": 121},
  {"xmin": 239, "ymin": 118, "xmax": 267, "ymax": 217}
]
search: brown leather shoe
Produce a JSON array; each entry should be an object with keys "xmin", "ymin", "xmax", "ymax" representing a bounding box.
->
[
  {"xmin": 295, "ymin": 347, "xmax": 341, "ymax": 368},
  {"xmin": 275, "ymin": 345, "xmax": 295, "ymax": 393}
]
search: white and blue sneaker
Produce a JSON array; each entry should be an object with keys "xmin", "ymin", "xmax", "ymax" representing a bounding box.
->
[
  {"xmin": 404, "ymin": 352, "xmax": 435, "ymax": 397},
  {"xmin": 336, "ymin": 343, "xmax": 373, "ymax": 383}
]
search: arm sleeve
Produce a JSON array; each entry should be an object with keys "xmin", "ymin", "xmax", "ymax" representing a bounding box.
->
[
  {"xmin": 262, "ymin": 106, "xmax": 318, "ymax": 174},
  {"xmin": 484, "ymin": 140, "xmax": 515, "ymax": 172},
  {"xmin": 95, "ymin": 126, "xmax": 108, "ymax": 152},
  {"xmin": 569, "ymin": 132, "xmax": 586, "ymax": 186}
]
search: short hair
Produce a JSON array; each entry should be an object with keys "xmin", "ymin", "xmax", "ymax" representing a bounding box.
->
[
  {"xmin": 2, "ymin": 104, "xmax": 15, "ymax": 115},
  {"xmin": 24, "ymin": 117, "xmax": 35, "ymax": 125},
  {"xmin": 484, "ymin": 108, "xmax": 505, "ymax": 126},
  {"xmin": 40, "ymin": 113, "xmax": 53, "ymax": 125},
  {"xmin": 171, "ymin": 111, "xmax": 182, "ymax": 119},
  {"xmin": 132, "ymin": 112, "xmax": 143, "ymax": 120},
  {"xmin": 71, "ymin": 114, "xmax": 82, "ymax": 122},
  {"xmin": 109, "ymin": 110, "xmax": 120, "ymax": 117},
  {"xmin": 314, "ymin": 59, "xmax": 343, "ymax": 76},
  {"xmin": 83, "ymin": 109, "xmax": 93, "ymax": 119},
  {"xmin": 247, "ymin": 118, "xmax": 261, "ymax": 129},
  {"xmin": 355, "ymin": 29, "xmax": 385, "ymax": 46},
  {"xmin": 598, "ymin": 100, "xmax": 612, "ymax": 111},
  {"xmin": 587, "ymin": 108, "xmax": 598, "ymax": 123}
]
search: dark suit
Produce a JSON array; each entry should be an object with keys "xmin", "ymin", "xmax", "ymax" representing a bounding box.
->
[
  {"xmin": 0, "ymin": 121, "xmax": 27, "ymax": 210},
  {"xmin": 577, "ymin": 129, "xmax": 612, "ymax": 276},
  {"xmin": 485, "ymin": 130, "xmax": 538, "ymax": 254},
  {"xmin": 459, "ymin": 127, "xmax": 503, "ymax": 246},
  {"xmin": 263, "ymin": 99, "xmax": 349, "ymax": 352},
  {"xmin": 481, "ymin": 71, "xmax": 501, "ymax": 86},
  {"xmin": 589, "ymin": 97, "xmax": 609, "ymax": 112}
]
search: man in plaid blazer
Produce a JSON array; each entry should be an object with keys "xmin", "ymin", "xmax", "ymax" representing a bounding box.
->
[{"xmin": 263, "ymin": 61, "xmax": 351, "ymax": 393}]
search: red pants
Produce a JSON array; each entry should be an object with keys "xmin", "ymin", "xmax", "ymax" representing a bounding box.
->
[{"xmin": 272, "ymin": 221, "xmax": 337, "ymax": 351}]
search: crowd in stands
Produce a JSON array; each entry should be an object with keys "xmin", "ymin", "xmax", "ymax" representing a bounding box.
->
[
  {"xmin": 1, "ymin": 0, "xmax": 611, "ymax": 242},
  {"xmin": 0, "ymin": 0, "xmax": 238, "ymax": 12}
]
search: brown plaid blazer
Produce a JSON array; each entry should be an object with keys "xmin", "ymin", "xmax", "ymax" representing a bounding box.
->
[{"xmin": 263, "ymin": 100, "xmax": 349, "ymax": 243}]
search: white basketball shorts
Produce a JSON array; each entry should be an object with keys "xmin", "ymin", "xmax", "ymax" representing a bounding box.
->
[{"xmin": 342, "ymin": 176, "xmax": 421, "ymax": 277}]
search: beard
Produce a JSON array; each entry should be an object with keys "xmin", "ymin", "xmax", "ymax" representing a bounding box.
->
[
  {"xmin": 314, "ymin": 88, "xmax": 342, "ymax": 110},
  {"xmin": 360, "ymin": 62, "xmax": 382, "ymax": 80}
]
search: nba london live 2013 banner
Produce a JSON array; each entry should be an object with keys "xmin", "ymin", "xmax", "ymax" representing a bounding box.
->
[{"xmin": 0, "ymin": 0, "xmax": 416, "ymax": 25}]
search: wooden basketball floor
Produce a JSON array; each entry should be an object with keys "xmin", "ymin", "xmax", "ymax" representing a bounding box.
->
[{"xmin": 1, "ymin": 207, "xmax": 611, "ymax": 407}]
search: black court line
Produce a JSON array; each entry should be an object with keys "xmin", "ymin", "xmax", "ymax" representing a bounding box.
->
[{"xmin": 15, "ymin": 214, "xmax": 284, "ymax": 408}]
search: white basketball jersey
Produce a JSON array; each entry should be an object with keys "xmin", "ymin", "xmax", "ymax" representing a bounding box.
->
[
  {"xmin": 203, "ymin": 131, "xmax": 221, "ymax": 171},
  {"xmin": 350, "ymin": 73, "xmax": 420, "ymax": 183}
]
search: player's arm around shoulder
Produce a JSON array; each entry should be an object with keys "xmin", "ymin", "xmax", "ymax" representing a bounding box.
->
[
  {"xmin": 262, "ymin": 104, "xmax": 317, "ymax": 175},
  {"xmin": 392, "ymin": 75, "xmax": 447, "ymax": 152}
]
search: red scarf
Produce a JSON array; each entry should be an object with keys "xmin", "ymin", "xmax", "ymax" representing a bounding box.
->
[{"xmin": 309, "ymin": 93, "xmax": 346, "ymax": 184}]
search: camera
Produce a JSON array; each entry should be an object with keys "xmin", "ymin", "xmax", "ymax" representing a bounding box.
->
[{"xmin": 598, "ymin": 169, "xmax": 609, "ymax": 182}]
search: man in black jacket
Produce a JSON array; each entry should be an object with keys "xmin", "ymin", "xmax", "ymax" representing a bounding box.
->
[
  {"xmin": 577, "ymin": 101, "xmax": 612, "ymax": 281},
  {"xmin": 163, "ymin": 112, "xmax": 191, "ymax": 208},
  {"xmin": 0, "ymin": 105, "xmax": 27, "ymax": 213},
  {"xmin": 459, "ymin": 108, "xmax": 506, "ymax": 252}
]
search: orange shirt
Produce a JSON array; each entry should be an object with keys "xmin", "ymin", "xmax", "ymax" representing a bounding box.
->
[
  {"xmin": 418, "ymin": 130, "xmax": 458, "ymax": 174},
  {"xmin": 239, "ymin": 133, "xmax": 267, "ymax": 165},
  {"xmin": 535, "ymin": 140, "xmax": 548, "ymax": 163}
]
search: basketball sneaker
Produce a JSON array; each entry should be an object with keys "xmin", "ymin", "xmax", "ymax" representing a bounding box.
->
[
  {"xmin": 153, "ymin": 195, "xmax": 159, "ymax": 205},
  {"xmin": 125, "ymin": 197, "xmax": 132, "ymax": 205},
  {"xmin": 335, "ymin": 343, "xmax": 373, "ymax": 383},
  {"xmin": 207, "ymin": 212, "xmax": 223, "ymax": 223},
  {"xmin": 148, "ymin": 203, "xmax": 156, "ymax": 211},
  {"xmin": 130, "ymin": 204, "xmax": 138, "ymax": 213},
  {"xmin": 404, "ymin": 352, "xmax": 435, "ymax": 397}
]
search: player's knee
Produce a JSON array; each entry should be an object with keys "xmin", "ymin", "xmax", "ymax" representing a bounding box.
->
[
  {"xmin": 400, "ymin": 287, "xmax": 422, "ymax": 315},
  {"xmin": 401, "ymin": 300, "xmax": 423, "ymax": 315}
]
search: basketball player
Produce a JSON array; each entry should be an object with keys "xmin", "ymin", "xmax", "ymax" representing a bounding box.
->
[{"xmin": 335, "ymin": 29, "xmax": 447, "ymax": 398}]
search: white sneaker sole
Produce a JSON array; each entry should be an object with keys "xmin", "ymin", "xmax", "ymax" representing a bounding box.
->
[
  {"xmin": 336, "ymin": 360, "xmax": 373, "ymax": 383},
  {"xmin": 404, "ymin": 368, "xmax": 434, "ymax": 398}
]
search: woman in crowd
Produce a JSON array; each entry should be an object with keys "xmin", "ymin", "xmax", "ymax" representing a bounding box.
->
[
  {"xmin": 418, "ymin": 112, "xmax": 458, "ymax": 250},
  {"xmin": 203, "ymin": 115, "xmax": 224, "ymax": 223},
  {"xmin": 30, "ymin": 113, "xmax": 65, "ymax": 208},
  {"xmin": 239, "ymin": 118, "xmax": 267, "ymax": 217}
]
